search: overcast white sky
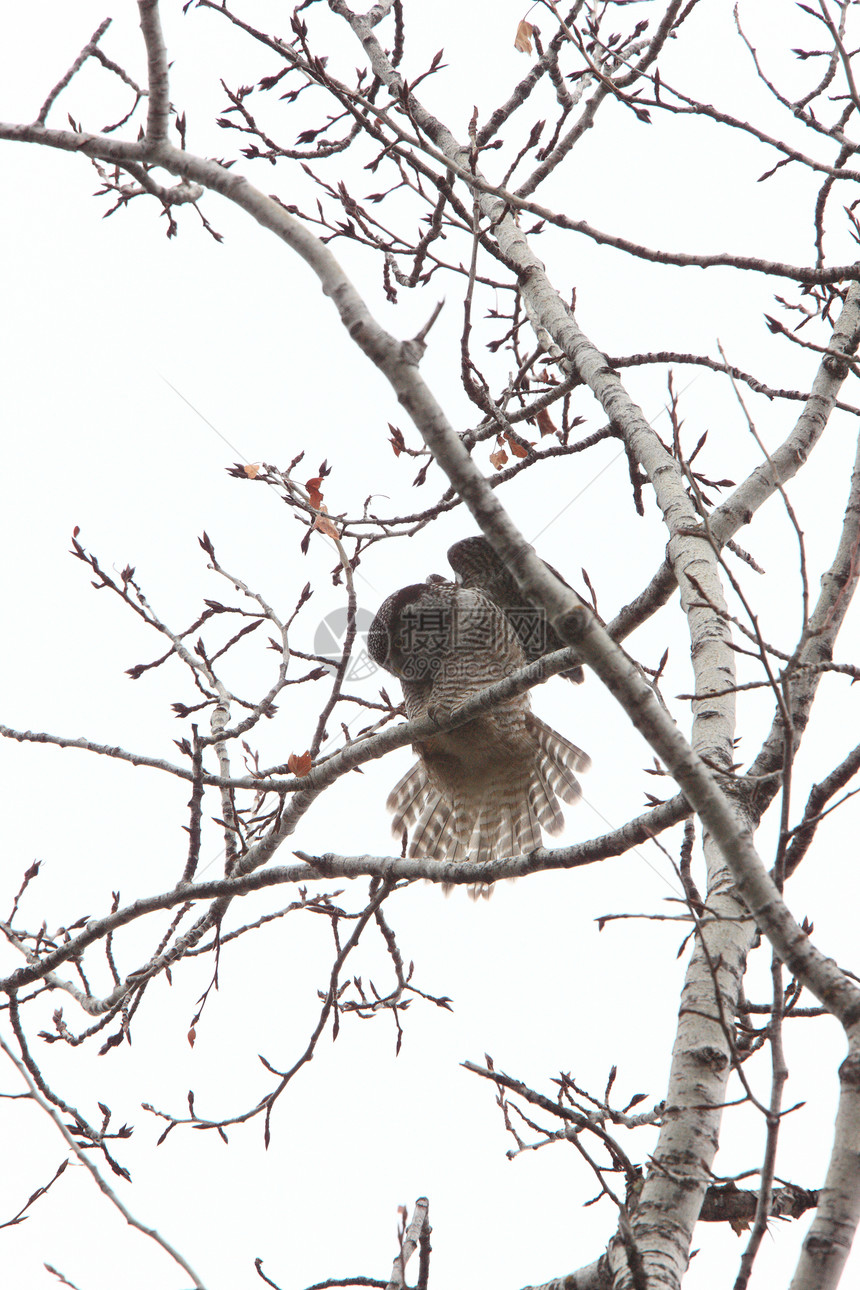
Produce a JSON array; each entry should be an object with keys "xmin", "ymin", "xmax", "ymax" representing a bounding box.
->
[{"xmin": 1, "ymin": 3, "xmax": 859, "ymax": 1288}]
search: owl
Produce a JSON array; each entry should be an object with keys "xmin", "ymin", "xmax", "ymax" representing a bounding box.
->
[{"xmin": 368, "ymin": 571, "xmax": 589, "ymax": 888}]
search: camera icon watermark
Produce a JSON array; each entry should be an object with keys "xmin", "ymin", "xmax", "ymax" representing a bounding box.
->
[{"xmin": 314, "ymin": 607, "xmax": 378, "ymax": 682}]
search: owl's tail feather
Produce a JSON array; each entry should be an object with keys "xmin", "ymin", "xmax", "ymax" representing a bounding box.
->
[
  {"xmin": 460, "ymin": 775, "xmax": 544, "ymax": 899},
  {"xmin": 468, "ymin": 787, "xmax": 541, "ymax": 863},
  {"xmin": 387, "ymin": 762, "xmax": 429, "ymax": 838},
  {"xmin": 387, "ymin": 761, "xmax": 494, "ymax": 897},
  {"xmin": 465, "ymin": 714, "xmax": 590, "ymax": 866},
  {"xmin": 388, "ymin": 763, "xmax": 468, "ymax": 862},
  {"xmin": 386, "ymin": 714, "xmax": 590, "ymax": 898},
  {"xmin": 526, "ymin": 714, "xmax": 590, "ymax": 830}
]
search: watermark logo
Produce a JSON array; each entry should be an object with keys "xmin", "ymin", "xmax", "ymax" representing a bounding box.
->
[{"xmin": 314, "ymin": 607, "xmax": 377, "ymax": 682}]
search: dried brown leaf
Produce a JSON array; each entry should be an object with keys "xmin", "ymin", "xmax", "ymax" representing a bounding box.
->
[
  {"xmin": 288, "ymin": 750, "xmax": 313, "ymax": 777},
  {"xmin": 514, "ymin": 19, "xmax": 534, "ymax": 54},
  {"xmin": 535, "ymin": 407, "xmax": 556, "ymax": 436},
  {"xmin": 504, "ymin": 431, "xmax": 530, "ymax": 459},
  {"xmin": 313, "ymin": 505, "xmax": 339, "ymax": 539}
]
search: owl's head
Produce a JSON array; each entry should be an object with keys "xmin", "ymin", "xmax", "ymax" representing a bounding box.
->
[
  {"xmin": 369, "ymin": 579, "xmax": 522, "ymax": 688},
  {"xmin": 368, "ymin": 580, "xmax": 466, "ymax": 683}
]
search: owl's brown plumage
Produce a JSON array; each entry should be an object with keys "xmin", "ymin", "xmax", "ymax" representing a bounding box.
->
[
  {"xmin": 446, "ymin": 536, "xmax": 584, "ymax": 683},
  {"xmin": 368, "ymin": 575, "xmax": 589, "ymax": 887}
]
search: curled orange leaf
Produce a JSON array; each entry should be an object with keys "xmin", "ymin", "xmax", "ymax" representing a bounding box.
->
[
  {"xmin": 305, "ymin": 476, "xmax": 324, "ymax": 509},
  {"xmin": 288, "ymin": 750, "xmax": 313, "ymax": 777}
]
